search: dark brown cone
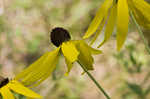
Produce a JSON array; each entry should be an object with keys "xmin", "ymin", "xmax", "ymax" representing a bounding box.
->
[
  {"xmin": 50, "ymin": 27, "xmax": 71, "ymax": 47},
  {"xmin": 0, "ymin": 76, "xmax": 9, "ymax": 88}
]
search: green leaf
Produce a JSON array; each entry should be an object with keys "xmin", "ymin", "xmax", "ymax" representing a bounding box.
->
[{"xmin": 126, "ymin": 82, "xmax": 143, "ymax": 96}]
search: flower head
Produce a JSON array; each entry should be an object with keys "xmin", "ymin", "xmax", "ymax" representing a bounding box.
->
[
  {"xmin": 83, "ymin": 0, "xmax": 150, "ymax": 51},
  {"xmin": 0, "ymin": 76, "xmax": 42, "ymax": 99},
  {"xmin": 15, "ymin": 27, "xmax": 102, "ymax": 87}
]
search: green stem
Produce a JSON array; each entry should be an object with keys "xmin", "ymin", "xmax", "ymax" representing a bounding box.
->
[
  {"xmin": 78, "ymin": 61, "xmax": 110, "ymax": 99},
  {"xmin": 130, "ymin": 11, "xmax": 150, "ymax": 54}
]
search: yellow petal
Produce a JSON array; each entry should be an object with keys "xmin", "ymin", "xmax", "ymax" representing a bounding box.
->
[
  {"xmin": 0, "ymin": 86, "xmax": 15, "ymax": 99},
  {"xmin": 15, "ymin": 48, "xmax": 60, "ymax": 87},
  {"xmin": 76, "ymin": 41, "xmax": 94, "ymax": 70},
  {"xmin": 61, "ymin": 41, "xmax": 79, "ymax": 63},
  {"xmin": 8, "ymin": 80, "xmax": 42, "ymax": 98},
  {"xmin": 73, "ymin": 40, "xmax": 102, "ymax": 55},
  {"xmin": 26, "ymin": 98, "xmax": 39, "ymax": 99},
  {"xmin": 83, "ymin": 0, "xmax": 113, "ymax": 39},
  {"xmin": 26, "ymin": 98, "xmax": 34, "ymax": 99},
  {"xmin": 98, "ymin": 4, "xmax": 117, "ymax": 48},
  {"xmin": 89, "ymin": 47, "xmax": 102, "ymax": 55},
  {"xmin": 117, "ymin": 0, "xmax": 129, "ymax": 51},
  {"xmin": 128, "ymin": 0, "xmax": 150, "ymax": 29},
  {"xmin": 132, "ymin": 0, "xmax": 150, "ymax": 20},
  {"xmin": 64, "ymin": 57, "xmax": 73, "ymax": 76},
  {"xmin": 132, "ymin": 8, "xmax": 150, "ymax": 28},
  {"xmin": 90, "ymin": 16, "xmax": 106, "ymax": 45},
  {"xmin": 15, "ymin": 52, "xmax": 49, "ymax": 80}
]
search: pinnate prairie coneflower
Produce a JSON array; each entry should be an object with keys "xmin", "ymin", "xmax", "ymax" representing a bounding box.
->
[
  {"xmin": 14, "ymin": 27, "xmax": 102, "ymax": 87},
  {"xmin": 0, "ymin": 76, "xmax": 42, "ymax": 99},
  {"xmin": 83, "ymin": 0, "xmax": 150, "ymax": 51}
]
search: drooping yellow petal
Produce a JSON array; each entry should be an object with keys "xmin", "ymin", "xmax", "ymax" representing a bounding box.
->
[
  {"xmin": 15, "ymin": 48, "xmax": 60, "ymax": 87},
  {"xmin": 83, "ymin": 0, "xmax": 113, "ymax": 39},
  {"xmin": 128, "ymin": 0, "xmax": 150, "ymax": 29},
  {"xmin": 64, "ymin": 40, "xmax": 100, "ymax": 75},
  {"xmin": 64, "ymin": 57, "xmax": 73, "ymax": 76},
  {"xmin": 90, "ymin": 16, "xmax": 106, "ymax": 45},
  {"xmin": 82, "ymin": 40, "xmax": 102, "ymax": 55},
  {"xmin": 7, "ymin": 80, "xmax": 42, "ymax": 98},
  {"xmin": 131, "ymin": 7, "xmax": 150, "ymax": 29},
  {"xmin": 98, "ymin": 4, "xmax": 117, "ymax": 48},
  {"xmin": 0, "ymin": 86, "xmax": 15, "ymax": 99},
  {"xmin": 89, "ymin": 46, "xmax": 102, "ymax": 55},
  {"xmin": 29, "ymin": 50, "xmax": 59, "ymax": 87},
  {"xmin": 26, "ymin": 98, "xmax": 34, "ymax": 99},
  {"xmin": 73, "ymin": 40, "xmax": 102, "ymax": 55},
  {"xmin": 15, "ymin": 52, "xmax": 49, "ymax": 80},
  {"xmin": 26, "ymin": 98, "xmax": 39, "ymax": 99},
  {"xmin": 75, "ymin": 41, "xmax": 94, "ymax": 70},
  {"xmin": 61, "ymin": 41, "xmax": 79, "ymax": 63},
  {"xmin": 132, "ymin": 0, "xmax": 150, "ymax": 20},
  {"xmin": 117, "ymin": 0, "xmax": 129, "ymax": 51}
]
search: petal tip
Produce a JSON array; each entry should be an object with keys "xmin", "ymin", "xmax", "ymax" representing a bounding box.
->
[{"xmin": 83, "ymin": 35, "xmax": 88, "ymax": 39}]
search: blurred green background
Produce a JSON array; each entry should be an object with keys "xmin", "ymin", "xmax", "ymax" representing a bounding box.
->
[{"xmin": 0, "ymin": 0, "xmax": 150, "ymax": 99}]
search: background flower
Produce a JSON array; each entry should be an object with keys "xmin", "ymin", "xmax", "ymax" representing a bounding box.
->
[
  {"xmin": 0, "ymin": 77, "xmax": 42, "ymax": 99},
  {"xmin": 83, "ymin": 0, "xmax": 150, "ymax": 51}
]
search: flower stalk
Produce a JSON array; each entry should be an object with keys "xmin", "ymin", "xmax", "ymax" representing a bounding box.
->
[
  {"xmin": 130, "ymin": 11, "xmax": 150, "ymax": 54},
  {"xmin": 78, "ymin": 61, "xmax": 110, "ymax": 99}
]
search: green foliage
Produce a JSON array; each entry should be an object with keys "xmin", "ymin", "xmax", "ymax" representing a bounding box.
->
[
  {"xmin": 27, "ymin": 36, "xmax": 41, "ymax": 54},
  {"xmin": 114, "ymin": 43, "xmax": 150, "ymax": 99},
  {"xmin": 126, "ymin": 82, "xmax": 143, "ymax": 97},
  {"xmin": 114, "ymin": 43, "xmax": 143, "ymax": 73},
  {"xmin": 46, "ymin": 65, "xmax": 85, "ymax": 99},
  {"xmin": 14, "ymin": 94, "xmax": 26, "ymax": 99},
  {"xmin": 0, "ymin": 16, "xmax": 8, "ymax": 33}
]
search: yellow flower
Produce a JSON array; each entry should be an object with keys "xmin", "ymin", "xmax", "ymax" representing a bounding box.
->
[
  {"xmin": 15, "ymin": 27, "xmax": 102, "ymax": 87},
  {"xmin": 128, "ymin": 0, "xmax": 150, "ymax": 29},
  {"xmin": 0, "ymin": 77, "xmax": 42, "ymax": 99},
  {"xmin": 83, "ymin": 0, "xmax": 150, "ymax": 51}
]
